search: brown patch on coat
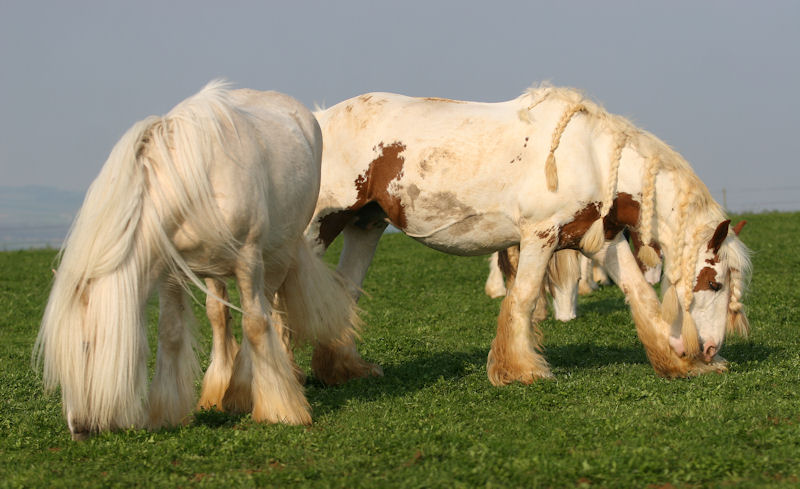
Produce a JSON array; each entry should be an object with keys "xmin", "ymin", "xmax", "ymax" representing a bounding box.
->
[
  {"xmin": 316, "ymin": 210, "xmax": 356, "ymax": 249},
  {"xmin": 629, "ymin": 229, "xmax": 662, "ymax": 272},
  {"xmin": 352, "ymin": 141, "xmax": 408, "ymax": 229},
  {"xmin": 602, "ymin": 192, "xmax": 641, "ymax": 237},
  {"xmin": 693, "ymin": 266, "xmax": 719, "ymax": 292},
  {"xmin": 557, "ymin": 192, "xmax": 642, "ymax": 250},
  {"xmin": 558, "ymin": 202, "xmax": 601, "ymax": 249},
  {"xmin": 315, "ymin": 204, "xmax": 390, "ymax": 249},
  {"xmin": 536, "ymin": 226, "xmax": 557, "ymax": 249}
]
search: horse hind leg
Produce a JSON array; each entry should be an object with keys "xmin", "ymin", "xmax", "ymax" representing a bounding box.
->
[
  {"xmin": 487, "ymin": 224, "xmax": 556, "ymax": 385},
  {"xmin": 148, "ymin": 277, "xmax": 201, "ymax": 429},
  {"xmin": 198, "ymin": 278, "xmax": 240, "ymax": 410},
  {"xmin": 310, "ymin": 223, "xmax": 383, "ymax": 385},
  {"xmin": 547, "ymin": 249, "xmax": 579, "ymax": 322},
  {"xmin": 223, "ymin": 247, "xmax": 310, "ymax": 425},
  {"xmin": 577, "ymin": 254, "xmax": 598, "ymax": 295},
  {"xmin": 484, "ymin": 252, "xmax": 507, "ymax": 298}
]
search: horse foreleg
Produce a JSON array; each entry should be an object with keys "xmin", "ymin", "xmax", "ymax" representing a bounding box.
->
[
  {"xmin": 311, "ymin": 222, "xmax": 384, "ymax": 385},
  {"xmin": 592, "ymin": 235, "xmax": 709, "ymax": 377},
  {"xmin": 487, "ymin": 224, "xmax": 556, "ymax": 385},
  {"xmin": 223, "ymin": 249, "xmax": 310, "ymax": 424},
  {"xmin": 148, "ymin": 277, "xmax": 200, "ymax": 429},
  {"xmin": 198, "ymin": 278, "xmax": 240, "ymax": 410}
]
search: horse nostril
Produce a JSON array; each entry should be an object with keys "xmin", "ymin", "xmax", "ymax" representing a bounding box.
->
[{"xmin": 703, "ymin": 343, "xmax": 717, "ymax": 362}]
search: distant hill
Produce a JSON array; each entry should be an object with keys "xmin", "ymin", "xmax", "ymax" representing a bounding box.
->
[{"xmin": 0, "ymin": 186, "xmax": 84, "ymax": 250}]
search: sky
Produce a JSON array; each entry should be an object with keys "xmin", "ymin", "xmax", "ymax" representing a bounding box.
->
[{"xmin": 1, "ymin": 0, "xmax": 799, "ymax": 212}]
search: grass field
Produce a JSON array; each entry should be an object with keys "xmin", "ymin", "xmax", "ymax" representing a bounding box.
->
[{"xmin": 1, "ymin": 212, "xmax": 799, "ymax": 488}]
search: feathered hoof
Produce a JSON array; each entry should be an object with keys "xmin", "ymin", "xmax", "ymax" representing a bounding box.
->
[
  {"xmin": 67, "ymin": 412, "xmax": 93, "ymax": 441},
  {"xmin": 651, "ymin": 353, "xmax": 729, "ymax": 378},
  {"xmin": 486, "ymin": 349, "xmax": 553, "ymax": 386},
  {"xmin": 311, "ymin": 344, "xmax": 383, "ymax": 386},
  {"xmin": 688, "ymin": 355, "xmax": 729, "ymax": 376},
  {"xmin": 252, "ymin": 401, "xmax": 312, "ymax": 426},
  {"xmin": 70, "ymin": 430, "xmax": 91, "ymax": 442},
  {"xmin": 197, "ymin": 389, "xmax": 225, "ymax": 411},
  {"xmin": 221, "ymin": 380, "xmax": 253, "ymax": 415}
]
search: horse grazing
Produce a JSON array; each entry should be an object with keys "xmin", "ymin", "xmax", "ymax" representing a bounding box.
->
[
  {"xmin": 34, "ymin": 82, "xmax": 359, "ymax": 440},
  {"xmin": 307, "ymin": 85, "xmax": 751, "ymax": 384}
]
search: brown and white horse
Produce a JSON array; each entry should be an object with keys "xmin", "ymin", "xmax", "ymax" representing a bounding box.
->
[
  {"xmin": 306, "ymin": 85, "xmax": 751, "ymax": 384},
  {"xmin": 35, "ymin": 83, "xmax": 360, "ymax": 439}
]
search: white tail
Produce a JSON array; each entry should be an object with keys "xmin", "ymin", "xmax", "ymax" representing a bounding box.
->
[{"xmin": 275, "ymin": 239, "xmax": 362, "ymax": 346}]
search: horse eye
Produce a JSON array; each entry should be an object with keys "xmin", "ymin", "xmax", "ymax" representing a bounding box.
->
[{"xmin": 708, "ymin": 281, "xmax": 722, "ymax": 292}]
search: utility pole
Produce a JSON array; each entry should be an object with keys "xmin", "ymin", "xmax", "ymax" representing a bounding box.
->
[{"xmin": 722, "ymin": 188, "xmax": 727, "ymax": 211}]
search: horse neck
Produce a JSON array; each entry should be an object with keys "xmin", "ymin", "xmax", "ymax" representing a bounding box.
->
[{"xmin": 650, "ymin": 167, "xmax": 724, "ymax": 286}]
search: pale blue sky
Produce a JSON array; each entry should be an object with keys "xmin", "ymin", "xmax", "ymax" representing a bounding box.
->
[{"xmin": 1, "ymin": 0, "xmax": 798, "ymax": 211}]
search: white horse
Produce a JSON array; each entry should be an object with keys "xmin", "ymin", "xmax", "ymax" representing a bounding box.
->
[
  {"xmin": 35, "ymin": 82, "xmax": 360, "ymax": 440},
  {"xmin": 306, "ymin": 85, "xmax": 751, "ymax": 384}
]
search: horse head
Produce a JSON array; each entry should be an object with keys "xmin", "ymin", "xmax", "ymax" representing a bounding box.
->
[{"xmin": 666, "ymin": 220, "xmax": 750, "ymax": 364}]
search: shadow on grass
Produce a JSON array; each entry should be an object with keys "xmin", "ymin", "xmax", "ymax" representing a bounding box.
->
[
  {"xmin": 720, "ymin": 341, "xmax": 777, "ymax": 364},
  {"xmin": 188, "ymin": 340, "xmax": 777, "ymax": 426},
  {"xmin": 577, "ymin": 294, "xmax": 629, "ymax": 316},
  {"xmin": 192, "ymin": 407, "xmax": 248, "ymax": 428},
  {"xmin": 545, "ymin": 342, "xmax": 649, "ymax": 369}
]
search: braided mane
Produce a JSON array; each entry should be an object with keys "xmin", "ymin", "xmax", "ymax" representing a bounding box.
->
[{"xmin": 523, "ymin": 84, "xmax": 752, "ymax": 347}]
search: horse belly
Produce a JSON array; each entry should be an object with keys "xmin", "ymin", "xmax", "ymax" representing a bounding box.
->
[{"xmin": 406, "ymin": 212, "xmax": 518, "ymax": 256}]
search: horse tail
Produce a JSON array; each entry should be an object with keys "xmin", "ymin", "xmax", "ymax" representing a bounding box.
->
[
  {"xmin": 34, "ymin": 116, "xmax": 157, "ymax": 436},
  {"xmin": 275, "ymin": 238, "xmax": 361, "ymax": 347},
  {"xmin": 34, "ymin": 81, "xmax": 244, "ymax": 435}
]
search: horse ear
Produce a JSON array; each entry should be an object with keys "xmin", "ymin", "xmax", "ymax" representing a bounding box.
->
[
  {"xmin": 733, "ymin": 220, "xmax": 747, "ymax": 236},
  {"xmin": 708, "ymin": 219, "xmax": 731, "ymax": 254}
]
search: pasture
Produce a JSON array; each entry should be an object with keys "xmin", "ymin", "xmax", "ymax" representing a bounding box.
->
[{"xmin": 1, "ymin": 211, "xmax": 799, "ymax": 488}]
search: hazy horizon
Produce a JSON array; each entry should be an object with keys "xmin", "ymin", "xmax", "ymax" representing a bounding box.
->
[{"xmin": 2, "ymin": 1, "xmax": 799, "ymax": 243}]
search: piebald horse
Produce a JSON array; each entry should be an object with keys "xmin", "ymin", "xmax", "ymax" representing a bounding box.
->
[
  {"xmin": 35, "ymin": 82, "xmax": 360, "ymax": 440},
  {"xmin": 306, "ymin": 85, "xmax": 751, "ymax": 384}
]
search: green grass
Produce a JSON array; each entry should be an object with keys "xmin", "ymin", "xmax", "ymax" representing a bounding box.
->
[{"xmin": 2, "ymin": 212, "xmax": 799, "ymax": 488}]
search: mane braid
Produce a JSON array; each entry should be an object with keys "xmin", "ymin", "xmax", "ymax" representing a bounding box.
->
[
  {"xmin": 678, "ymin": 190, "xmax": 700, "ymax": 356},
  {"xmin": 545, "ymin": 103, "xmax": 586, "ymax": 192},
  {"xmin": 579, "ymin": 129, "xmax": 626, "ymax": 254},
  {"xmin": 637, "ymin": 155, "xmax": 661, "ymax": 267}
]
